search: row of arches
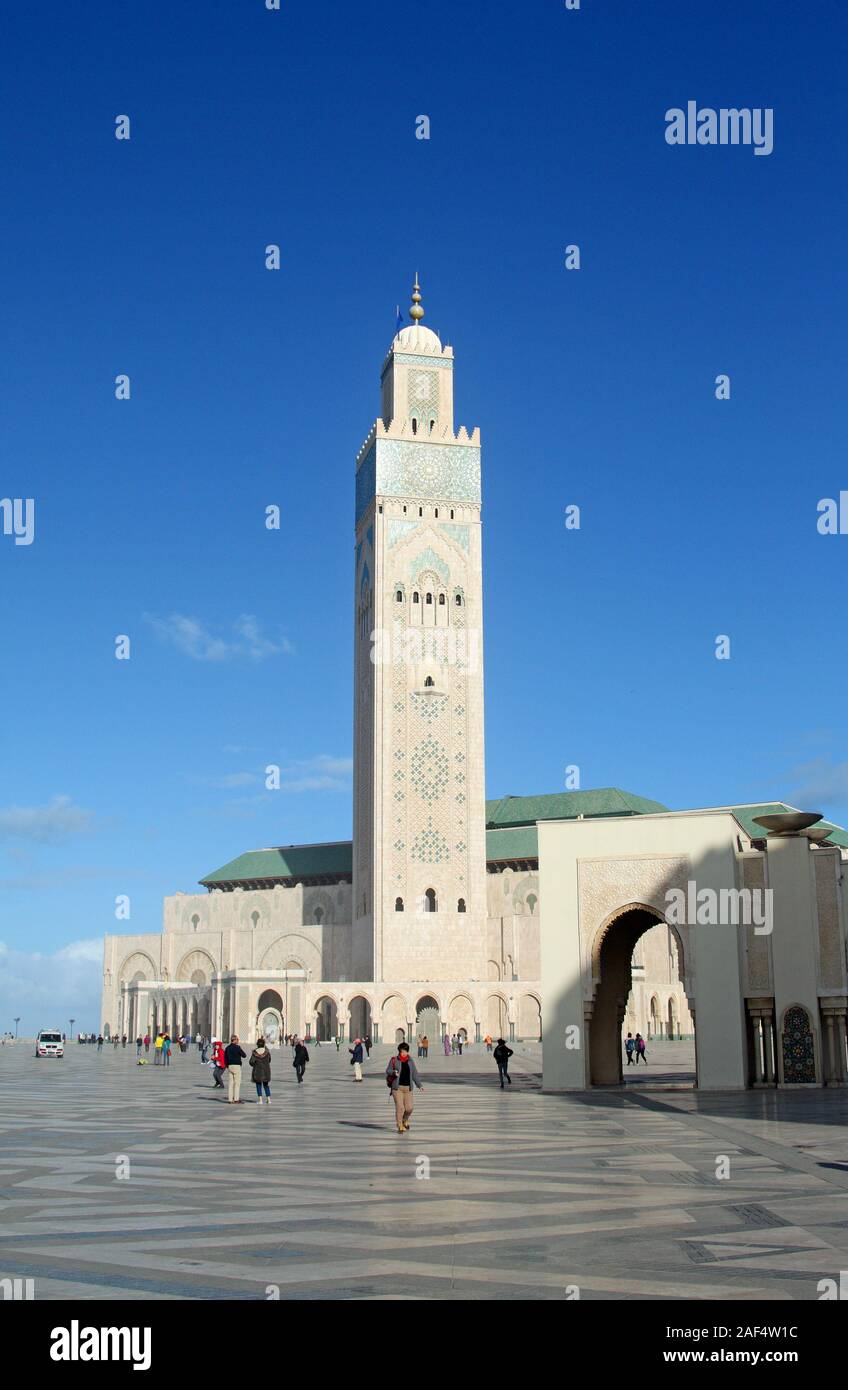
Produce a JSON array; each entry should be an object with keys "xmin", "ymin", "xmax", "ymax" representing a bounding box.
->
[{"xmin": 309, "ymin": 990, "xmax": 542, "ymax": 1043}]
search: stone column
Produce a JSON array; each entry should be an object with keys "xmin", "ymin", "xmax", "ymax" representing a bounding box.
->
[
  {"xmin": 762, "ymin": 1009, "xmax": 775, "ymax": 1085},
  {"xmin": 582, "ymin": 1001, "xmax": 593, "ymax": 1090},
  {"xmin": 820, "ymin": 1004, "xmax": 847, "ymax": 1085}
]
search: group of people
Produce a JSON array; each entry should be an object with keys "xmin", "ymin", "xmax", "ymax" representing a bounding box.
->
[
  {"xmin": 203, "ymin": 1034, "xmax": 313, "ymax": 1102},
  {"xmin": 625, "ymin": 1032, "xmax": 648, "ymax": 1065}
]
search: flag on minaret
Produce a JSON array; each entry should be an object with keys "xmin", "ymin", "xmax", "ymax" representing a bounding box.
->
[{"xmin": 395, "ymin": 305, "xmax": 404, "ymax": 332}]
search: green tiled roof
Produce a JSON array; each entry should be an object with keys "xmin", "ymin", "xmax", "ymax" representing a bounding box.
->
[
  {"xmin": 201, "ymin": 841, "xmax": 353, "ymax": 887},
  {"xmin": 200, "ymin": 794, "xmax": 848, "ymax": 888},
  {"xmin": 485, "ymin": 788, "xmax": 668, "ymax": 829},
  {"xmin": 732, "ymin": 804, "xmax": 848, "ymax": 849}
]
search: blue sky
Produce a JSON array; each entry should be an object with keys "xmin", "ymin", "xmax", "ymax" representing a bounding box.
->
[{"xmin": 1, "ymin": 0, "xmax": 846, "ymax": 1033}]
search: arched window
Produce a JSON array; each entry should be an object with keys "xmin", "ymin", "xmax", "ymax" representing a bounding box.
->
[
  {"xmin": 424, "ymin": 676, "xmax": 435, "ymax": 688},
  {"xmin": 450, "ymin": 509, "xmax": 454, "ymax": 519},
  {"xmin": 526, "ymin": 892, "xmax": 537, "ymax": 915},
  {"xmin": 314, "ymin": 906, "xmax": 324, "ymax": 925},
  {"xmin": 411, "ymin": 418, "xmax": 418, "ymax": 435},
  {"xmin": 424, "ymin": 888, "xmax": 437, "ymax": 913},
  {"xmin": 429, "ymin": 418, "xmax": 436, "ymax": 434},
  {"xmin": 251, "ymin": 911, "xmax": 260, "ymax": 929},
  {"xmin": 191, "ymin": 913, "xmax": 200, "ymax": 932},
  {"xmin": 438, "ymin": 593, "xmax": 445, "ymax": 605},
  {"xmin": 434, "ymin": 507, "xmax": 439, "ymax": 518},
  {"xmin": 455, "ymin": 593, "xmax": 463, "ymax": 606},
  {"xmin": 426, "ymin": 592, "xmax": 433, "ymax": 605},
  {"xmin": 457, "ymin": 898, "xmax": 466, "ymax": 913},
  {"xmin": 396, "ymin": 590, "xmax": 403, "ymax": 602},
  {"xmin": 418, "ymin": 507, "xmax": 423, "ymax": 517},
  {"xmin": 412, "ymin": 591, "xmax": 419, "ymax": 604},
  {"xmin": 395, "ymin": 897, "xmax": 404, "ymax": 912}
]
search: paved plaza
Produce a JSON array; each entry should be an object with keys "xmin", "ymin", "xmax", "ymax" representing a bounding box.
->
[{"xmin": 1, "ymin": 1040, "xmax": 848, "ymax": 1300}]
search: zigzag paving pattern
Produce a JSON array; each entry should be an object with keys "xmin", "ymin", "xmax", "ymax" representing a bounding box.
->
[{"xmin": 1, "ymin": 1041, "xmax": 848, "ymax": 1300}]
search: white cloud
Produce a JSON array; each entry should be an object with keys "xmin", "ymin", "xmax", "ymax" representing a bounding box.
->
[
  {"xmin": 786, "ymin": 759, "xmax": 848, "ymax": 812},
  {"xmin": 0, "ymin": 937, "xmax": 102, "ymax": 1037},
  {"xmin": 0, "ymin": 794, "xmax": 94, "ymax": 845},
  {"xmin": 144, "ymin": 613, "xmax": 293, "ymax": 662},
  {"xmin": 280, "ymin": 754, "xmax": 353, "ymax": 793}
]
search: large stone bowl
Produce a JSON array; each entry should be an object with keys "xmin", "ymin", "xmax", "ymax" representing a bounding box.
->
[{"xmin": 752, "ymin": 811, "xmax": 822, "ymax": 836}]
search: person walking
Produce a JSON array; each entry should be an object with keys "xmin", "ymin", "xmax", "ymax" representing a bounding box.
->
[
  {"xmin": 293, "ymin": 1038, "xmax": 309, "ymax": 1084},
  {"xmin": 143, "ymin": 1034, "xmax": 150, "ymax": 1054},
  {"xmin": 335, "ymin": 1035, "xmax": 341, "ymax": 1052},
  {"xmin": 163, "ymin": 1035, "xmax": 173, "ymax": 1067},
  {"xmin": 421, "ymin": 1034, "xmax": 429, "ymax": 1059},
  {"xmin": 121, "ymin": 1035, "xmax": 127, "ymax": 1049},
  {"xmin": 153, "ymin": 1033, "xmax": 164, "ymax": 1065},
  {"xmin": 484, "ymin": 1034, "xmax": 493, "ymax": 1053},
  {"xmin": 224, "ymin": 1035, "xmax": 246, "ymax": 1103},
  {"xmin": 211, "ymin": 1038, "xmax": 226, "ymax": 1089},
  {"xmin": 635, "ymin": 1033, "xmax": 648, "ymax": 1065},
  {"xmin": 349, "ymin": 1037, "xmax": 364, "ymax": 1081},
  {"xmin": 625, "ymin": 1033, "xmax": 636, "ymax": 1065},
  {"xmin": 493, "ymin": 1038, "xmax": 513, "ymax": 1088},
  {"xmin": 457, "ymin": 1034, "xmax": 464, "ymax": 1056},
  {"xmin": 386, "ymin": 1043, "xmax": 424, "ymax": 1133},
  {"xmin": 249, "ymin": 1037, "xmax": 272, "ymax": 1104},
  {"xmin": 364, "ymin": 1036, "xmax": 372, "ymax": 1058},
  {"xmin": 443, "ymin": 1031, "xmax": 451, "ymax": 1057},
  {"xmin": 97, "ymin": 1035, "xmax": 103, "ymax": 1053},
  {"xmin": 135, "ymin": 1035, "xmax": 142, "ymax": 1057}
]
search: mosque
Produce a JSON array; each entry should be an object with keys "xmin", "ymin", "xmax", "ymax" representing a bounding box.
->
[{"xmin": 101, "ymin": 282, "xmax": 848, "ymax": 1089}]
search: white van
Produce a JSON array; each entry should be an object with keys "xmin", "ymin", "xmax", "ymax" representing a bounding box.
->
[{"xmin": 35, "ymin": 1029, "xmax": 64, "ymax": 1058}]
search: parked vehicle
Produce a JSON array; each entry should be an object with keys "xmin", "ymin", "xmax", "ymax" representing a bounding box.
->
[{"xmin": 35, "ymin": 1029, "xmax": 64, "ymax": 1058}]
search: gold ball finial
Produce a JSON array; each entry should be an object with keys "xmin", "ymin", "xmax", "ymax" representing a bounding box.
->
[{"xmin": 409, "ymin": 273, "xmax": 424, "ymax": 322}]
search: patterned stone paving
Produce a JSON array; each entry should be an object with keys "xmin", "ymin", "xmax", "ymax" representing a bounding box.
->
[{"xmin": 1, "ymin": 1040, "xmax": 847, "ymax": 1300}]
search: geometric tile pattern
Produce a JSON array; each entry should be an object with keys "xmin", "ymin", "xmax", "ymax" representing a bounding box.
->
[{"xmin": 2, "ymin": 1043, "xmax": 848, "ymax": 1300}]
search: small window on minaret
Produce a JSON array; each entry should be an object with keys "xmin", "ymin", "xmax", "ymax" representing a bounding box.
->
[
  {"xmin": 424, "ymin": 676, "xmax": 435, "ymax": 688},
  {"xmin": 457, "ymin": 898, "xmax": 466, "ymax": 913},
  {"xmin": 455, "ymin": 594, "xmax": 463, "ymax": 606},
  {"xmin": 418, "ymin": 507, "xmax": 423, "ymax": 517},
  {"xmin": 413, "ymin": 591, "xmax": 419, "ymax": 604},
  {"xmin": 429, "ymin": 418, "xmax": 435, "ymax": 434},
  {"xmin": 411, "ymin": 419, "xmax": 418, "ymax": 434},
  {"xmin": 395, "ymin": 897, "xmax": 404, "ymax": 912},
  {"xmin": 434, "ymin": 508, "xmax": 438, "ymax": 518},
  {"xmin": 426, "ymin": 593, "xmax": 433, "ymax": 605},
  {"xmin": 396, "ymin": 590, "xmax": 403, "ymax": 602},
  {"xmin": 424, "ymin": 888, "xmax": 437, "ymax": 912},
  {"xmin": 438, "ymin": 593, "xmax": 445, "ymax": 606},
  {"xmin": 450, "ymin": 509, "xmax": 454, "ymax": 519}
]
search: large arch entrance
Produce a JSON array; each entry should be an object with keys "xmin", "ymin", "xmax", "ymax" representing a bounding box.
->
[
  {"xmin": 415, "ymin": 995, "xmax": 440, "ymax": 1043},
  {"xmin": 348, "ymin": 996, "xmax": 372, "ymax": 1040},
  {"xmin": 589, "ymin": 905, "xmax": 693, "ymax": 1087},
  {"xmin": 314, "ymin": 996, "xmax": 338, "ymax": 1042}
]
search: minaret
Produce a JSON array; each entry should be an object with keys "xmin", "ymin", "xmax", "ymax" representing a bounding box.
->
[{"xmin": 352, "ymin": 279, "xmax": 487, "ymax": 985}]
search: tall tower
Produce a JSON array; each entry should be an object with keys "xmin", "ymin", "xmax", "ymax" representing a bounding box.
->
[{"xmin": 353, "ymin": 279, "xmax": 488, "ymax": 985}]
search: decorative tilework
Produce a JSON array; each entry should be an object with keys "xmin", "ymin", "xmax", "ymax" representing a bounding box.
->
[
  {"xmin": 781, "ymin": 1006, "xmax": 816, "ymax": 1083},
  {"xmin": 355, "ymin": 443, "xmax": 376, "ymax": 525},
  {"xmin": 411, "ymin": 693, "xmax": 448, "ymax": 724},
  {"xmin": 407, "ymin": 370, "xmax": 439, "ymax": 416},
  {"xmin": 411, "ymin": 816, "xmax": 450, "ymax": 865},
  {"xmin": 388, "ymin": 520, "xmax": 418, "ymax": 548},
  {"xmin": 410, "ymin": 737, "xmax": 449, "ymax": 803},
  {"xmin": 440, "ymin": 523, "xmax": 469, "ymax": 552},
  {"xmin": 409, "ymin": 547, "xmax": 449, "ymax": 585},
  {"xmin": 375, "ymin": 439, "xmax": 481, "ymax": 506},
  {"xmin": 392, "ymin": 353, "xmax": 452, "ymax": 369}
]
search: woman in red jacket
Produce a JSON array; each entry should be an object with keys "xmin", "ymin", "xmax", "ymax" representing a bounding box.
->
[{"xmin": 211, "ymin": 1038, "xmax": 226, "ymax": 1089}]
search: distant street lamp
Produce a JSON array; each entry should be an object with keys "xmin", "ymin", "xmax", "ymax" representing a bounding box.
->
[
  {"xmin": 69, "ymin": 1018, "xmax": 75, "ymax": 1040},
  {"xmin": 13, "ymin": 1017, "xmax": 21, "ymax": 1038}
]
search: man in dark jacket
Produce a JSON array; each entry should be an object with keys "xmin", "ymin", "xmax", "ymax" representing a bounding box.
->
[
  {"xmin": 293, "ymin": 1039, "xmax": 309, "ymax": 1084},
  {"xmin": 349, "ymin": 1038, "xmax": 364, "ymax": 1081},
  {"xmin": 224, "ymin": 1035, "xmax": 246, "ymax": 1104},
  {"xmin": 493, "ymin": 1039, "xmax": 513, "ymax": 1088},
  {"xmin": 386, "ymin": 1043, "xmax": 424, "ymax": 1132}
]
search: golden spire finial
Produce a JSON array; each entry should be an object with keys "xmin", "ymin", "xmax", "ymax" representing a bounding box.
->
[{"xmin": 409, "ymin": 273, "xmax": 424, "ymax": 323}]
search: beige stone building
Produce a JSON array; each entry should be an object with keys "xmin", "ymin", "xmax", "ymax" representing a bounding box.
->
[{"xmin": 101, "ymin": 284, "xmax": 848, "ymax": 1087}]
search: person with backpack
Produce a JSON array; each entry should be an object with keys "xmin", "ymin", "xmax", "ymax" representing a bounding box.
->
[
  {"xmin": 293, "ymin": 1038, "xmax": 309, "ymax": 1084},
  {"xmin": 625, "ymin": 1033, "xmax": 636, "ymax": 1065},
  {"xmin": 635, "ymin": 1033, "xmax": 648, "ymax": 1065},
  {"xmin": 386, "ymin": 1042, "xmax": 424, "ymax": 1133},
  {"xmin": 493, "ymin": 1038, "xmax": 513, "ymax": 1088},
  {"xmin": 349, "ymin": 1037, "xmax": 364, "ymax": 1081},
  {"xmin": 249, "ymin": 1037, "xmax": 272, "ymax": 1104},
  {"xmin": 211, "ymin": 1038, "xmax": 226, "ymax": 1089}
]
